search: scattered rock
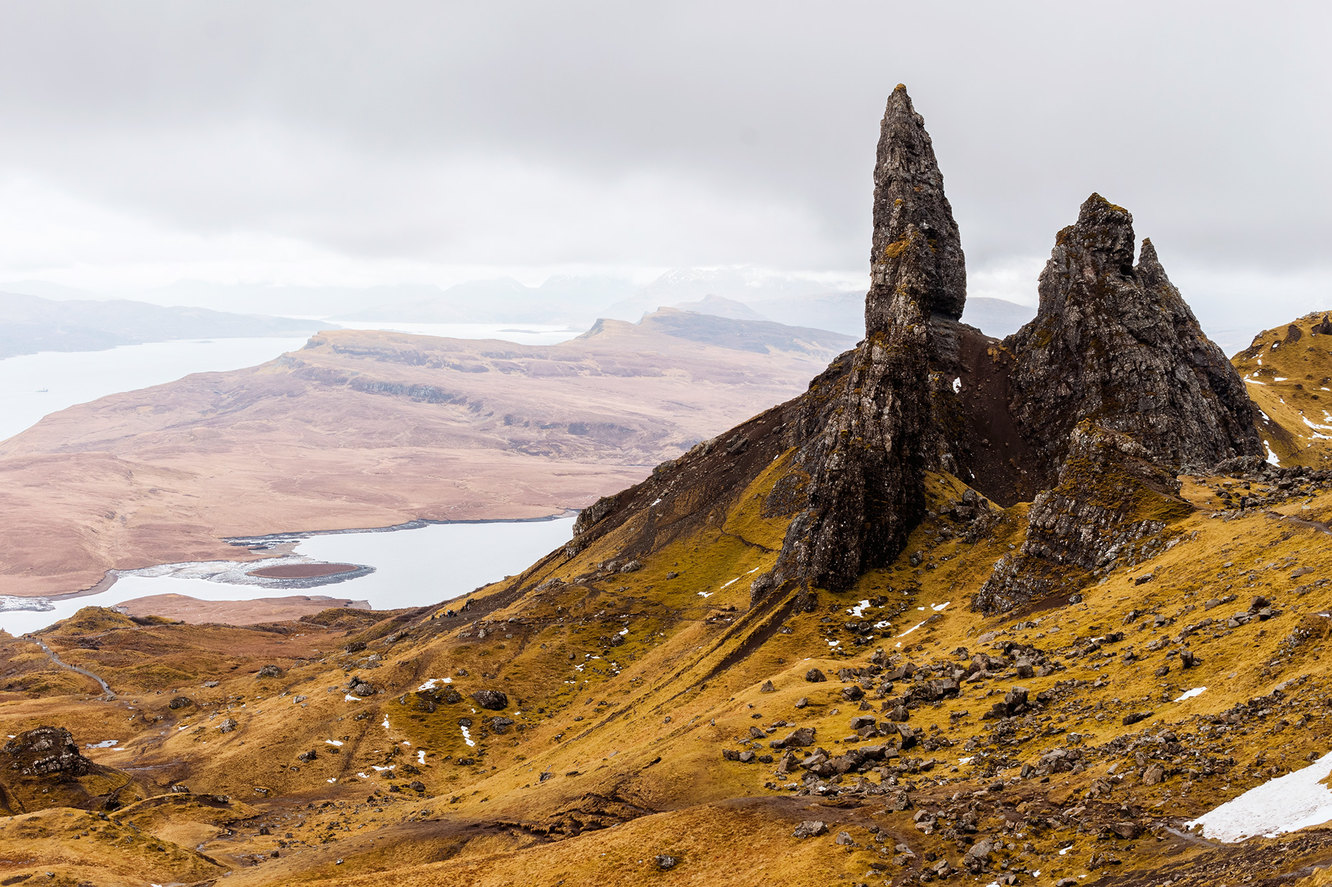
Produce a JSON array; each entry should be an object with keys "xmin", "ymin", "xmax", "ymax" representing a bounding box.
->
[
  {"xmin": 472, "ymin": 689, "xmax": 509, "ymax": 711},
  {"xmin": 792, "ymin": 820, "xmax": 828, "ymax": 839}
]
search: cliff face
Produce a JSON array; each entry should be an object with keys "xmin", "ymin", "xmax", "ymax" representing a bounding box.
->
[
  {"xmin": 767, "ymin": 86, "xmax": 964, "ymax": 592},
  {"xmin": 1006, "ymin": 195, "xmax": 1260, "ymax": 487},
  {"xmin": 866, "ymin": 85, "xmax": 967, "ymax": 330},
  {"xmin": 576, "ymin": 89, "xmax": 1263, "ymax": 615},
  {"xmin": 973, "ymin": 196, "xmax": 1264, "ymax": 612}
]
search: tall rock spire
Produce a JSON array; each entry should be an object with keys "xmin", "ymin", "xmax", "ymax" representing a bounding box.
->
[
  {"xmin": 866, "ymin": 84, "xmax": 967, "ymax": 332},
  {"xmin": 765, "ymin": 85, "xmax": 963, "ymax": 594}
]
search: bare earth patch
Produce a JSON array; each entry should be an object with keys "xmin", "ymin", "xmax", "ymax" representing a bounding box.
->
[
  {"xmin": 248, "ymin": 563, "xmax": 361, "ymax": 579},
  {"xmin": 114, "ymin": 593, "xmax": 368, "ymax": 625}
]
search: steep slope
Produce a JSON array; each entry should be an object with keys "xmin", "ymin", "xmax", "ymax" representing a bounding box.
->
[
  {"xmin": 0, "ymin": 312, "xmax": 852, "ymax": 597},
  {"xmin": 1233, "ymin": 312, "xmax": 1332, "ymax": 469}
]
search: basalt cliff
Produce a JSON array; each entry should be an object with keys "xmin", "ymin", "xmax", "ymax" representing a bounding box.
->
[{"xmin": 7, "ymin": 88, "xmax": 1332, "ymax": 887}]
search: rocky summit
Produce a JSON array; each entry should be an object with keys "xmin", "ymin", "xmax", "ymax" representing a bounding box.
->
[
  {"xmin": 1006, "ymin": 194, "xmax": 1261, "ymax": 487},
  {"xmin": 4, "ymin": 88, "xmax": 1332, "ymax": 887}
]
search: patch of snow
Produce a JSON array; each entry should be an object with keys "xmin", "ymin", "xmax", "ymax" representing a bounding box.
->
[
  {"xmin": 847, "ymin": 599, "xmax": 871, "ymax": 618},
  {"xmin": 828, "ymin": 639, "xmax": 840, "ymax": 647},
  {"xmin": 357, "ymin": 772, "xmax": 369, "ymax": 779},
  {"xmin": 958, "ymin": 756, "xmax": 974, "ymax": 765},
  {"xmin": 1059, "ymin": 847, "xmax": 1070, "ymax": 855},
  {"xmin": 417, "ymin": 749, "xmax": 427, "ymax": 764},
  {"xmin": 1246, "ymin": 377, "xmax": 1267, "ymax": 386},
  {"xmin": 720, "ymin": 576, "xmax": 740, "ymax": 589},
  {"xmin": 952, "ymin": 377, "xmax": 962, "ymax": 394},
  {"xmin": 344, "ymin": 694, "xmax": 362, "ymax": 702},
  {"xmin": 650, "ymin": 498, "xmax": 662, "ymax": 507},
  {"xmin": 1188, "ymin": 750, "xmax": 1332, "ymax": 841},
  {"xmin": 897, "ymin": 620, "xmax": 927, "ymax": 639},
  {"xmin": 697, "ymin": 591, "xmax": 712, "ymax": 598},
  {"xmin": 461, "ymin": 725, "xmax": 475, "ymax": 748},
  {"xmin": 874, "ymin": 620, "xmax": 893, "ymax": 629},
  {"xmin": 382, "ymin": 716, "xmax": 391, "ymax": 730},
  {"xmin": 327, "ymin": 777, "xmax": 337, "ymax": 783},
  {"xmin": 1265, "ymin": 440, "xmax": 1281, "ymax": 466},
  {"xmin": 1276, "ymin": 376, "xmax": 1289, "ymax": 381},
  {"xmin": 85, "ymin": 740, "xmax": 118, "ymax": 749},
  {"xmin": 1175, "ymin": 687, "xmax": 1207, "ymax": 702},
  {"xmin": 324, "ymin": 739, "xmax": 343, "ymax": 747},
  {"xmin": 619, "ymin": 628, "xmax": 628, "ymax": 636},
  {"xmin": 932, "ymin": 601, "xmax": 951, "ymax": 612},
  {"xmin": 372, "ymin": 765, "xmax": 393, "ymax": 772},
  {"xmin": 1258, "ymin": 409, "xmax": 1272, "ymax": 421}
]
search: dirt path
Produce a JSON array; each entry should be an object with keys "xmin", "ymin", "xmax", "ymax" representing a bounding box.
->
[
  {"xmin": 28, "ymin": 636, "xmax": 115, "ymax": 699},
  {"xmin": 1265, "ymin": 510, "xmax": 1332, "ymax": 536}
]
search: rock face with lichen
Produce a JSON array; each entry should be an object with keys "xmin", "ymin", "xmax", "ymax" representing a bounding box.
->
[
  {"xmin": 974, "ymin": 421, "xmax": 1194, "ymax": 613},
  {"xmin": 1006, "ymin": 194, "xmax": 1260, "ymax": 489},
  {"xmin": 768, "ymin": 85, "xmax": 963, "ymax": 592},
  {"xmin": 867, "ymin": 85, "xmax": 966, "ymax": 329},
  {"xmin": 971, "ymin": 196, "xmax": 1263, "ymax": 613}
]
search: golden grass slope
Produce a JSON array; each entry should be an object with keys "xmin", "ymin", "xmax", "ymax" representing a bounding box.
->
[
  {"xmin": 5, "ymin": 314, "xmax": 1332, "ymax": 884},
  {"xmin": 3, "ymin": 451, "xmax": 1332, "ymax": 884},
  {"xmin": 1234, "ymin": 312, "xmax": 1332, "ymax": 469}
]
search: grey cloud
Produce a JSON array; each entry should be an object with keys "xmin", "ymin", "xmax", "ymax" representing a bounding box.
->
[{"xmin": 0, "ymin": 0, "xmax": 1327, "ymax": 297}]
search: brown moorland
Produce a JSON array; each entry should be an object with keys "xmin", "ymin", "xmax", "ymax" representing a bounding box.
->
[{"xmin": 0, "ymin": 309, "xmax": 852, "ymax": 597}]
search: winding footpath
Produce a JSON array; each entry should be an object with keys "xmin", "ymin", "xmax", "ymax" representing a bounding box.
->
[{"xmin": 27, "ymin": 636, "xmax": 114, "ymax": 699}]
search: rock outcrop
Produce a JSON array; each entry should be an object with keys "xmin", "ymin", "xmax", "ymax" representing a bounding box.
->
[
  {"xmin": 570, "ymin": 92, "xmax": 1263, "ymax": 616},
  {"xmin": 974, "ymin": 195, "xmax": 1261, "ymax": 612},
  {"xmin": 867, "ymin": 84, "xmax": 967, "ymax": 329},
  {"xmin": 1006, "ymin": 194, "xmax": 1260, "ymax": 487},
  {"xmin": 2, "ymin": 726, "xmax": 91, "ymax": 777},
  {"xmin": 769, "ymin": 85, "xmax": 961, "ymax": 592},
  {"xmin": 974, "ymin": 422, "xmax": 1193, "ymax": 613}
]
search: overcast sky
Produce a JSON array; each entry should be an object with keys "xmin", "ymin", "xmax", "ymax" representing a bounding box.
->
[{"xmin": 0, "ymin": 1, "xmax": 1327, "ymax": 333}]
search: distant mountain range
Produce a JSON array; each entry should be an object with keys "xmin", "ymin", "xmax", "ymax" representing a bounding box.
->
[
  {"xmin": 0, "ymin": 309, "xmax": 855, "ymax": 597},
  {"xmin": 0, "ymin": 291, "xmax": 330, "ymax": 359},
  {"xmin": 0, "ymin": 270, "xmax": 1039, "ymax": 354}
]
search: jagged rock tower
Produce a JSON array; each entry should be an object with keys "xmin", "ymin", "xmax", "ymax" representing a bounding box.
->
[
  {"xmin": 974, "ymin": 195, "xmax": 1262, "ymax": 612},
  {"xmin": 571, "ymin": 86, "xmax": 1263, "ymax": 619},
  {"xmin": 1006, "ymin": 194, "xmax": 1261, "ymax": 485},
  {"xmin": 768, "ymin": 85, "xmax": 964, "ymax": 593}
]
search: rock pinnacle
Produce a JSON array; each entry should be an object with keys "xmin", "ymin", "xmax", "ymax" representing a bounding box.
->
[{"xmin": 866, "ymin": 84, "xmax": 967, "ymax": 332}]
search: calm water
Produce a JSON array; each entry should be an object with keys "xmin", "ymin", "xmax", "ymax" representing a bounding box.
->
[
  {"xmin": 0, "ymin": 517, "xmax": 575, "ymax": 636},
  {"xmin": 0, "ymin": 324, "xmax": 587, "ymax": 635},
  {"xmin": 0, "ymin": 336, "xmax": 311, "ymax": 442}
]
